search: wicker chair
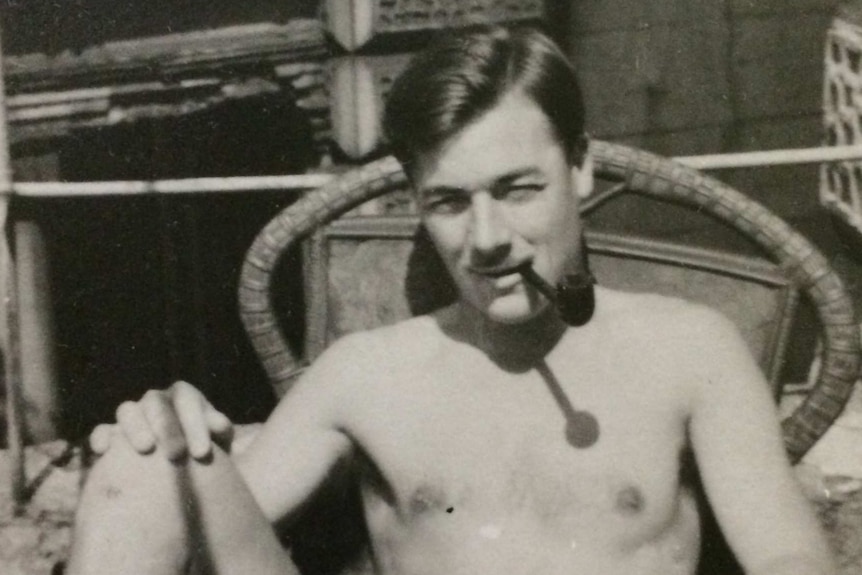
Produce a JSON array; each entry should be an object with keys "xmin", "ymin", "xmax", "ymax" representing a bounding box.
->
[{"xmin": 238, "ymin": 140, "xmax": 861, "ymax": 574}]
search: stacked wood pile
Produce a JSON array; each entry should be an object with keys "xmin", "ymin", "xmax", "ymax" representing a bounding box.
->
[{"xmin": 4, "ymin": 19, "xmax": 332, "ymax": 158}]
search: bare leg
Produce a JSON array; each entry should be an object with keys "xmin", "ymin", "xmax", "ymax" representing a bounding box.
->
[{"xmin": 67, "ymin": 438, "xmax": 299, "ymax": 575}]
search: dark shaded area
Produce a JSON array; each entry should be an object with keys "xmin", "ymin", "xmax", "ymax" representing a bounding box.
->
[
  {"xmin": 287, "ymin": 458, "xmax": 372, "ymax": 575},
  {"xmin": 1, "ymin": 0, "xmax": 320, "ymax": 55},
  {"xmin": 681, "ymin": 449, "xmax": 745, "ymax": 575},
  {"xmin": 536, "ymin": 360, "xmax": 601, "ymax": 449},
  {"xmin": 12, "ymin": 92, "xmax": 318, "ymax": 439},
  {"xmin": 405, "ymin": 224, "xmax": 457, "ymax": 316},
  {"xmin": 542, "ymin": 0, "xmax": 572, "ymax": 53}
]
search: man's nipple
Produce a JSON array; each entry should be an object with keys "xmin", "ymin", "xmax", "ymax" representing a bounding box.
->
[
  {"xmin": 409, "ymin": 485, "xmax": 447, "ymax": 515},
  {"xmin": 614, "ymin": 485, "xmax": 645, "ymax": 515}
]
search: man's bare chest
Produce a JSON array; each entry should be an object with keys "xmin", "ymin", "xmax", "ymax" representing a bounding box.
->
[{"xmin": 349, "ymin": 356, "xmax": 692, "ymax": 540}]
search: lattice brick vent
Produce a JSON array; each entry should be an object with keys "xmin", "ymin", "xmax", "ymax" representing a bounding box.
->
[
  {"xmin": 375, "ymin": 0, "xmax": 543, "ymax": 31},
  {"xmin": 822, "ymin": 17, "xmax": 862, "ymax": 237},
  {"xmin": 324, "ymin": 0, "xmax": 544, "ymax": 50}
]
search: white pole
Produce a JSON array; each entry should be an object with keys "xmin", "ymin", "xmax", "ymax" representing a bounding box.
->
[
  {"xmin": 0, "ymin": 144, "xmax": 860, "ymax": 199},
  {"xmin": 0, "ymin": 25, "xmax": 26, "ymax": 512},
  {"xmin": 674, "ymin": 144, "xmax": 862, "ymax": 170},
  {"xmin": 12, "ymin": 174, "xmax": 334, "ymax": 197},
  {"xmin": 16, "ymin": 221, "xmax": 59, "ymax": 442}
]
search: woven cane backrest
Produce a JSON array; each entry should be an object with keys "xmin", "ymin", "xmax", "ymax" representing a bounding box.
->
[{"xmin": 240, "ymin": 140, "xmax": 861, "ymax": 464}]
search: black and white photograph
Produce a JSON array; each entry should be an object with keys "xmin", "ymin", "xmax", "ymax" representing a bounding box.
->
[{"xmin": 0, "ymin": 2, "xmax": 861, "ymax": 574}]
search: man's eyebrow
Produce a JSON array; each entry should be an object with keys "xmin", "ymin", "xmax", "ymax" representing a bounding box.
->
[
  {"xmin": 421, "ymin": 167, "xmax": 545, "ymax": 196},
  {"xmin": 495, "ymin": 167, "xmax": 544, "ymax": 184},
  {"xmin": 420, "ymin": 185, "xmax": 466, "ymax": 197}
]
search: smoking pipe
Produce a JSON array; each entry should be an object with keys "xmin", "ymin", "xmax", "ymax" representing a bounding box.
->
[{"xmin": 516, "ymin": 263, "xmax": 596, "ymax": 327}]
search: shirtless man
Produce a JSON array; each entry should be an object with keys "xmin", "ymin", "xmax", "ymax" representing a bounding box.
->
[{"xmin": 67, "ymin": 26, "xmax": 834, "ymax": 575}]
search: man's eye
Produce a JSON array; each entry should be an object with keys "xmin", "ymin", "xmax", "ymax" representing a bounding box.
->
[
  {"xmin": 424, "ymin": 195, "xmax": 469, "ymax": 214},
  {"xmin": 499, "ymin": 183, "xmax": 544, "ymax": 202}
]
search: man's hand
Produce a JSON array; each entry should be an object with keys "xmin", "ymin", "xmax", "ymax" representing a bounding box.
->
[{"xmin": 89, "ymin": 380, "xmax": 234, "ymax": 461}]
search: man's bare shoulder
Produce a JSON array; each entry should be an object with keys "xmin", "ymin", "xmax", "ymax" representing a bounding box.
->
[
  {"xmin": 603, "ymin": 285, "xmax": 763, "ymax": 378},
  {"xmin": 274, "ymin": 314, "xmax": 450, "ymax": 431},
  {"xmin": 596, "ymin": 286, "xmax": 738, "ymax": 339},
  {"xmin": 308, "ymin": 313, "xmax": 450, "ymax": 386},
  {"xmin": 590, "ymin": 288, "xmax": 759, "ymax": 418},
  {"xmin": 594, "ymin": 287, "xmax": 750, "ymax": 380}
]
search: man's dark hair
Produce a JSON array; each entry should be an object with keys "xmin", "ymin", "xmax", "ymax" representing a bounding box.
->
[{"xmin": 383, "ymin": 26, "xmax": 587, "ymax": 173}]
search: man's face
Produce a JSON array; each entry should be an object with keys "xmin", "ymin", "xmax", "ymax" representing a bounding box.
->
[{"xmin": 412, "ymin": 91, "xmax": 592, "ymax": 324}]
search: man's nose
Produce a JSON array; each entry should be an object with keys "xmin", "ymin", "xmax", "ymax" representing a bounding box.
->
[{"xmin": 469, "ymin": 193, "xmax": 511, "ymax": 263}]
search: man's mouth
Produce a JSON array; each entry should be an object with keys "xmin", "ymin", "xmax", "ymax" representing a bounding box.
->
[
  {"xmin": 467, "ymin": 260, "xmax": 532, "ymax": 278},
  {"xmin": 471, "ymin": 261, "xmax": 559, "ymax": 303}
]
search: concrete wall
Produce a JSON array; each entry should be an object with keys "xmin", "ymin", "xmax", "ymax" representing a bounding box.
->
[
  {"xmin": 568, "ymin": 0, "xmax": 862, "ymax": 354},
  {"xmin": 570, "ymin": 0, "xmax": 838, "ymax": 228}
]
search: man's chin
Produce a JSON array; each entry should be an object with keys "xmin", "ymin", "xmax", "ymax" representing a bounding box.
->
[{"xmin": 481, "ymin": 296, "xmax": 550, "ymax": 325}]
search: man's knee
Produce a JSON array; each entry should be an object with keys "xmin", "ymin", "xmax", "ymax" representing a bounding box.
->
[
  {"xmin": 75, "ymin": 440, "xmax": 245, "ymax": 529},
  {"xmin": 74, "ymin": 439, "xmax": 191, "ymax": 540},
  {"xmin": 68, "ymin": 441, "xmax": 193, "ymax": 575},
  {"xmin": 85, "ymin": 439, "xmax": 174, "ymax": 499}
]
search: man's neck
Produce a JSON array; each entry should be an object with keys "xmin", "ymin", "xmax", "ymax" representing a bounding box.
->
[{"xmin": 455, "ymin": 302, "xmax": 568, "ymax": 372}]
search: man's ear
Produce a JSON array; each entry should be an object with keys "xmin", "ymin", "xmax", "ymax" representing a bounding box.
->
[{"xmin": 572, "ymin": 150, "xmax": 594, "ymax": 199}]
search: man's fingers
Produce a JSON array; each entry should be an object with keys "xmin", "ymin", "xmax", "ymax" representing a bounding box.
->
[
  {"xmin": 110, "ymin": 382, "xmax": 227, "ymax": 461},
  {"xmin": 204, "ymin": 405, "xmax": 232, "ymax": 433},
  {"xmin": 115, "ymin": 401, "xmax": 156, "ymax": 454},
  {"xmin": 89, "ymin": 423, "xmax": 116, "ymax": 454},
  {"xmin": 204, "ymin": 405, "xmax": 234, "ymax": 451},
  {"xmin": 141, "ymin": 390, "xmax": 187, "ymax": 461},
  {"xmin": 170, "ymin": 382, "xmax": 213, "ymax": 460}
]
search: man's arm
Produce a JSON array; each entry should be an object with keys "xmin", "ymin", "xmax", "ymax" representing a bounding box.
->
[
  {"xmin": 685, "ymin": 307, "xmax": 836, "ymax": 575},
  {"xmin": 234, "ymin": 331, "xmax": 373, "ymax": 525},
  {"xmin": 91, "ymin": 330, "xmax": 374, "ymax": 527},
  {"xmin": 71, "ymin": 331, "xmax": 377, "ymax": 575}
]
